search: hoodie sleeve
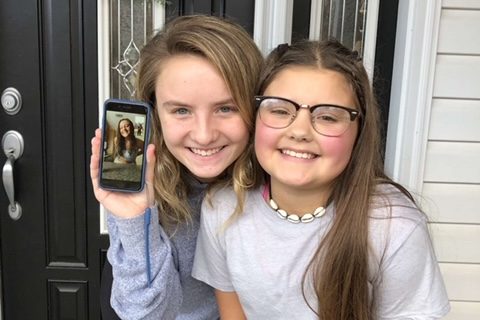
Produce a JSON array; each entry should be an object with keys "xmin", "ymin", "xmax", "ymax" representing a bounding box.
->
[{"xmin": 106, "ymin": 206, "xmax": 183, "ymax": 320}]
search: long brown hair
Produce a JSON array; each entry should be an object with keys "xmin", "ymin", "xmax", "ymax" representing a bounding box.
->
[
  {"xmin": 258, "ymin": 40, "xmax": 416, "ymax": 319},
  {"xmin": 114, "ymin": 118, "xmax": 138, "ymax": 157},
  {"xmin": 136, "ymin": 15, "xmax": 263, "ymax": 229}
]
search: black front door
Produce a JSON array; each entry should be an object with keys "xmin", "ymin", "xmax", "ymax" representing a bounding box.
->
[
  {"xmin": 0, "ymin": 0, "xmax": 255, "ymax": 318},
  {"xmin": 0, "ymin": 0, "xmax": 102, "ymax": 318}
]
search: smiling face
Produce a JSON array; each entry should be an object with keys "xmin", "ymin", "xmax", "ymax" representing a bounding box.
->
[
  {"xmin": 119, "ymin": 119, "xmax": 133, "ymax": 138},
  {"xmin": 255, "ymin": 66, "xmax": 359, "ymax": 198},
  {"xmin": 155, "ymin": 54, "xmax": 249, "ymax": 182}
]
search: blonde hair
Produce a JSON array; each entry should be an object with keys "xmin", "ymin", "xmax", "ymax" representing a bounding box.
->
[
  {"xmin": 258, "ymin": 40, "xmax": 416, "ymax": 319},
  {"xmin": 136, "ymin": 15, "xmax": 263, "ymax": 229}
]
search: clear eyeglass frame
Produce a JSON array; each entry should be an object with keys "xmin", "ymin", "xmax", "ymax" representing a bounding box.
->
[{"xmin": 254, "ymin": 96, "xmax": 360, "ymax": 137}]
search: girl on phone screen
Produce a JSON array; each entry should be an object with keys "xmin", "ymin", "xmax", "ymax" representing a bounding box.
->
[
  {"xmin": 113, "ymin": 118, "xmax": 144, "ymax": 164},
  {"xmin": 90, "ymin": 15, "xmax": 263, "ymax": 320}
]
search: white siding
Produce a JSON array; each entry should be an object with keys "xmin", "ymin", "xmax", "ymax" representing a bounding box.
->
[
  {"xmin": 442, "ymin": 0, "xmax": 480, "ymax": 9},
  {"xmin": 431, "ymin": 224, "xmax": 480, "ymax": 263},
  {"xmin": 444, "ymin": 302, "xmax": 480, "ymax": 320},
  {"xmin": 438, "ymin": 9, "xmax": 480, "ymax": 54},
  {"xmin": 422, "ymin": 2, "xmax": 480, "ymax": 315},
  {"xmin": 424, "ymin": 142, "xmax": 480, "ymax": 183},
  {"xmin": 439, "ymin": 264, "xmax": 480, "ymax": 301},
  {"xmin": 423, "ymin": 183, "xmax": 480, "ymax": 223},
  {"xmin": 433, "ymin": 55, "xmax": 480, "ymax": 99},
  {"xmin": 429, "ymin": 99, "xmax": 480, "ymax": 142}
]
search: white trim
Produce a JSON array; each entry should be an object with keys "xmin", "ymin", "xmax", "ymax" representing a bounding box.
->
[
  {"xmin": 254, "ymin": 0, "xmax": 293, "ymax": 55},
  {"xmin": 384, "ymin": 0, "xmax": 442, "ymax": 193},
  {"xmin": 309, "ymin": 0, "xmax": 323, "ymax": 40},
  {"xmin": 98, "ymin": 0, "xmax": 110, "ymax": 234},
  {"xmin": 362, "ymin": 0, "xmax": 380, "ymax": 80},
  {"xmin": 153, "ymin": 1, "xmax": 165, "ymax": 33},
  {"xmin": 97, "ymin": 0, "xmax": 110, "ymax": 122}
]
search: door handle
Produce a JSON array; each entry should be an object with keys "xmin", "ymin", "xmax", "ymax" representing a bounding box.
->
[{"xmin": 2, "ymin": 131, "xmax": 24, "ymax": 220}]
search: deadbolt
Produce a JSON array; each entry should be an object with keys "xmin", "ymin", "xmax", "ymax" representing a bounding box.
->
[{"xmin": 1, "ymin": 87, "xmax": 22, "ymax": 115}]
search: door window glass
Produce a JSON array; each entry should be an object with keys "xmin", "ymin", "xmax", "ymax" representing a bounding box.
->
[
  {"xmin": 99, "ymin": 0, "xmax": 165, "ymax": 103},
  {"xmin": 307, "ymin": 0, "xmax": 368, "ymax": 56},
  {"xmin": 98, "ymin": 0, "xmax": 165, "ymax": 233},
  {"xmin": 323, "ymin": 0, "xmax": 366, "ymax": 54},
  {"xmin": 110, "ymin": 0, "xmax": 168, "ymax": 99},
  {"xmin": 110, "ymin": 0, "xmax": 153, "ymax": 98}
]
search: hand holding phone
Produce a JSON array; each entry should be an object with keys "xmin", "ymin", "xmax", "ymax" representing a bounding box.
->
[
  {"xmin": 99, "ymin": 99, "xmax": 151, "ymax": 192},
  {"xmin": 90, "ymin": 128, "xmax": 156, "ymax": 218}
]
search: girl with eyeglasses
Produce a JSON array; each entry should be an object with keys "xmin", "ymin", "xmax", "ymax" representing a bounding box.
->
[{"xmin": 192, "ymin": 40, "xmax": 450, "ymax": 319}]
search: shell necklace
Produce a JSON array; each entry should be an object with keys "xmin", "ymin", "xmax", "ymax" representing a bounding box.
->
[{"xmin": 264, "ymin": 183, "xmax": 326, "ymax": 224}]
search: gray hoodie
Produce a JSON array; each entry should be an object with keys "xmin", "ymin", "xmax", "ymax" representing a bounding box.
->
[{"xmin": 106, "ymin": 180, "xmax": 219, "ymax": 320}]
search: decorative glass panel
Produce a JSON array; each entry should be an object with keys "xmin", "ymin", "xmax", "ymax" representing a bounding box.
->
[
  {"xmin": 110, "ymin": 0, "xmax": 155, "ymax": 99},
  {"xmin": 314, "ymin": 0, "xmax": 367, "ymax": 55},
  {"xmin": 99, "ymin": 0, "xmax": 164, "ymax": 234}
]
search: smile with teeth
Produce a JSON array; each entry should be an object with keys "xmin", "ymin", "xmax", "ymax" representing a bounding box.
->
[
  {"xmin": 281, "ymin": 149, "xmax": 317, "ymax": 159},
  {"xmin": 190, "ymin": 147, "xmax": 223, "ymax": 157}
]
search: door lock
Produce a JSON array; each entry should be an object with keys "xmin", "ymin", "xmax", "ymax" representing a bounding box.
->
[
  {"xmin": 1, "ymin": 87, "xmax": 22, "ymax": 115},
  {"xmin": 2, "ymin": 131, "xmax": 24, "ymax": 220}
]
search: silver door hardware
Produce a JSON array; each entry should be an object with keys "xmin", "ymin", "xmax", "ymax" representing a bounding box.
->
[
  {"xmin": 2, "ymin": 131, "xmax": 24, "ymax": 220},
  {"xmin": 1, "ymin": 87, "xmax": 22, "ymax": 115}
]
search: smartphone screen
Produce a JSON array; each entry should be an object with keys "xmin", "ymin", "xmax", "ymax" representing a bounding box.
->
[{"xmin": 99, "ymin": 99, "xmax": 151, "ymax": 192}]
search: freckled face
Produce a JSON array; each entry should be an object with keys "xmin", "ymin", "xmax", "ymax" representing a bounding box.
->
[
  {"xmin": 255, "ymin": 66, "xmax": 359, "ymax": 195},
  {"xmin": 155, "ymin": 54, "xmax": 249, "ymax": 182}
]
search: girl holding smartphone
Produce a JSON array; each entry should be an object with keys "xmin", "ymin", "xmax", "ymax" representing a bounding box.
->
[{"xmin": 90, "ymin": 15, "xmax": 263, "ymax": 320}]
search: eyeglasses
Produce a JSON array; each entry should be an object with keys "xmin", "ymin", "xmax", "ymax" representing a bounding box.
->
[{"xmin": 254, "ymin": 96, "xmax": 360, "ymax": 137}]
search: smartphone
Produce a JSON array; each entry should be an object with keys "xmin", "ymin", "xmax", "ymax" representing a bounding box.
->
[{"xmin": 99, "ymin": 99, "xmax": 151, "ymax": 192}]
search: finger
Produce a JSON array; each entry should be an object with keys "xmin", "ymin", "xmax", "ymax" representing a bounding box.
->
[
  {"xmin": 91, "ymin": 128, "xmax": 102, "ymax": 156},
  {"xmin": 145, "ymin": 144, "xmax": 156, "ymax": 183},
  {"xmin": 90, "ymin": 152, "xmax": 110, "ymax": 202},
  {"xmin": 90, "ymin": 152, "xmax": 101, "ymax": 190},
  {"xmin": 90, "ymin": 129, "xmax": 103, "ymax": 191},
  {"xmin": 145, "ymin": 144, "xmax": 156, "ymax": 203}
]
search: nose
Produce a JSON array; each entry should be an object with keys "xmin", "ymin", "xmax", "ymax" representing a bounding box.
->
[
  {"xmin": 287, "ymin": 109, "xmax": 314, "ymax": 142},
  {"xmin": 191, "ymin": 113, "xmax": 218, "ymax": 146}
]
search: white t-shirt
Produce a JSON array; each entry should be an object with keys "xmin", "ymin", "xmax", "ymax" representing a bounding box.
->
[{"xmin": 192, "ymin": 185, "xmax": 450, "ymax": 319}]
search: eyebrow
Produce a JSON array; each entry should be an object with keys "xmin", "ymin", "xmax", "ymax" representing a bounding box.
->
[
  {"xmin": 161, "ymin": 98, "xmax": 236, "ymax": 108},
  {"xmin": 161, "ymin": 100, "xmax": 191, "ymax": 108},
  {"xmin": 214, "ymin": 98, "xmax": 236, "ymax": 106}
]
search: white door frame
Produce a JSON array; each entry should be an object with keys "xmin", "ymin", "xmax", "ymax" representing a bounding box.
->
[{"xmin": 384, "ymin": 0, "xmax": 442, "ymax": 193}]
